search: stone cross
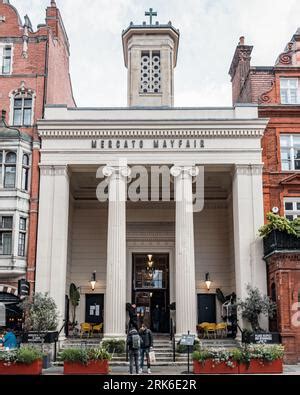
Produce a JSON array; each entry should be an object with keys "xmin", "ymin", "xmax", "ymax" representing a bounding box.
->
[{"xmin": 145, "ymin": 8, "xmax": 157, "ymax": 25}]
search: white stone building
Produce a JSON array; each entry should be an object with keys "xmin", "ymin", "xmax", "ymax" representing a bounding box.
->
[{"xmin": 35, "ymin": 20, "xmax": 269, "ymax": 338}]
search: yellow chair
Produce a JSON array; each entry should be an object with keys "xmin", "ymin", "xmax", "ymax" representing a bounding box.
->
[
  {"xmin": 216, "ymin": 323, "xmax": 227, "ymax": 338},
  {"xmin": 204, "ymin": 323, "xmax": 217, "ymax": 339},
  {"xmin": 80, "ymin": 323, "xmax": 92, "ymax": 338},
  {"xmin": 197, "ymin": 322, "xmax": 210, "ymax": 338},
  {"xmin": 91, "ymin": 323, "xmax": 103, "ymax": 335}
]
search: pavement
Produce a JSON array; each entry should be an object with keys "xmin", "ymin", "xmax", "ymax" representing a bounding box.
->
[{"xmin": 42, "ymin": 364, "xmax": 300, "ymax": 375}]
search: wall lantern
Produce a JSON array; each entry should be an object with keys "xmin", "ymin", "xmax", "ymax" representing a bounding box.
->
[
  {"xmin": 205, "ymin": 272, "xmax": 212, "ymax": 291},
  {"xmin": 90, "ymin": 271, "xmax": 96, "ymax": 291}
]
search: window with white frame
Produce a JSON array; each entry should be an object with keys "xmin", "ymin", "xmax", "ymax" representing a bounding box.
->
[
  {"xmin": 284, "ymin": 198, "xmax": 300, "ymax": 220},
  {"xmin": 18, "ymin": 217, "xmax": 27, "ymax": 257},
  {"xmin": 22, "ymin": 154, "xmax": 30, "ymax": 191},
  {"xmin": 3, "ymin": 151, "xmax": 16, "ymax": 188},
  {"xmin": 0, "ymin": 45, "xmax": 12, "ymax": 75},
  {"xmin": 13, "ymin": 93, "xmax": 32, "ymax": 127},
  {"xmin": 280, "ymin": 78, "xmax": 300, "ymax": 104},
  {"xmin": 0, "ymin": 216, "xmax": 13, "ymax": 255},
  {"xmin": 280, "ymin": 134, "xmax": 300, "ymax": 170}
]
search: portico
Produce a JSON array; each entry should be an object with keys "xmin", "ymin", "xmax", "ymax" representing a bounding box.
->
[
  {"xmin": 35, "ymin": 104, "xmax": 268, "ymax": 338},
  {"xmin": 34, "ymin": 18, "xmax": 269, "ymax": 340}
]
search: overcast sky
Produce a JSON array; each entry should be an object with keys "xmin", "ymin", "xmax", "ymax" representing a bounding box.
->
[{"xmin": 11, "ymin": 0, "xmax": 300, "ymax": 107}]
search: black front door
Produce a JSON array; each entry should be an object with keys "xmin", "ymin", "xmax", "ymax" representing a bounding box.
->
[
  {"xmin": 85, "ymin": 294, "xmax": 104, "ymax": 324},
  {"xmin": 197, "ymin": 294, "xmax": 216, "ymax": 323}
]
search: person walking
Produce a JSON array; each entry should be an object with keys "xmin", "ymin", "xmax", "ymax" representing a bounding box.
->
[
  {"xmin": 127, "ymin": 327, "xmax": 141, "ymax": 374},
  {"xmin": 139, "ymin": 324, "xmax": 153, "ymax": 374},
  {"xmin": 128, "ymin": 303, "xmax": 139, "ymax": 331},
  {"xmin": 152, "ymin": 305, "xmax": 160, "ymax": 333}
]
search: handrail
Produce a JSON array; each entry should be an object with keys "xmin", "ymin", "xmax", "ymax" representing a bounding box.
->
[
  {"xmin": 170, "ymin": 318, "xmax": 176, "ymax": 362},
  {"xmin": 54, "ymin": 320, "xmax": 66, "ymax": 362}
]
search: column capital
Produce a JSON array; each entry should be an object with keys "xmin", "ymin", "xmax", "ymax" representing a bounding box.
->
[
  {"xmin": 170, "ymin": 165, "xmax": 199, "ymax": 178},
  {"xmin": 233, "ymin": 164, "xmax": 263, "ymax": 177},
  {"xmin": 102, "ymin": 165, "xmax": 131, "ymax": 179},
  {"xmin": 39, "ymin": 164, "xmax": 70, "ymax": 177}
]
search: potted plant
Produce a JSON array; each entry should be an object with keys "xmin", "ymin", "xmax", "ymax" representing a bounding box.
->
[
  {"xmin": 101, "ymin": 339, "xmax": 125, "ymax": 354},
  {"xmin": 61, "ymin": 346, "xmax": 111, "ymax": 375},
  {"xmin": 22, "ymin": 293, "xmax": 59, "ymax": 369},
  {"xmin": 238, "ymin": 285, "xmax": 276, "ymax": 342},
  {"xmin": 192, "ymin": 348, "xmax": 240, "ymax": 374},
  {"xmin": 0, "ymin": 346, "xmax": 43, "ymax": 375},
  {"xmin": 69, "ymin": 283, "xmax": 80, "ymax": 336},
  {"xmin": 238, "ymin": 344, "xmax": 284, "ymax": 374}
]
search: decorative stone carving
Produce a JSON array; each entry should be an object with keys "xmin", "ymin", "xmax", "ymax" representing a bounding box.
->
[{"xmin": 259, "ymin": 80, "xmax": 275, "ymax": 104}]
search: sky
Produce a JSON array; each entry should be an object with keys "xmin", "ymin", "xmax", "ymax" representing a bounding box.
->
[{"xmin": 11, "ymin": 0, "xmax": 300, "ymax": 107}]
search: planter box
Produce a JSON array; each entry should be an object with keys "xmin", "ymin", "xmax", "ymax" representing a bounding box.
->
[
  {"xmin": 263, "ymin": 230, "xmax": 300, "ymax": 256},
  {"xmin": 64, "ymin": 360, "xmax": 109, "ymax": 375},
  {"xmin": 239, "ymin": 359, "xmax": 283, "ymax": 374},
  {"xmin": 242, "ymin": 332, "xmax": 281, "ymax": 344},
  {"xmin": 0, "ymin": 360, "xmax": 42, "ymax": 375},
  {"xmin": 193, "ymin": 359, "xmax": 239, "ymax": 374}
]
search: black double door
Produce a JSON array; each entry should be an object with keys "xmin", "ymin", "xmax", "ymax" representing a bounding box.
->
[
  {"xmin": 85, "ymin": 294, "xmax": 104, "ymax": 324},
  {"xmin": 197, "ymin": 294, "xmax": 216, "ymax": 323}
]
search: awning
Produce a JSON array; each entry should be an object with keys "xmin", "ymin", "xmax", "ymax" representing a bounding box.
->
[
  {"xmin": 0, "ymin": 292, "xmax": 20, "ymax": 305},
  {"xmin": 0, "ymin": 302, "xmax": 5, "ymax": 327}
]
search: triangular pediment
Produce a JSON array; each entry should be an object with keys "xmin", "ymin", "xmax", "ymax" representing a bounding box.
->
[{"xmin": 280, "ymin": 174, "xmax": 300, "ymax": 185}]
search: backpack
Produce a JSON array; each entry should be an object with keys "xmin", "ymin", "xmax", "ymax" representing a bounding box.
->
[{"xmin": 131, "ymin": 333, "xmax": 141, "ymax": 350}]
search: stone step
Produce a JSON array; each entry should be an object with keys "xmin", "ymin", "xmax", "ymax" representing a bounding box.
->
[{"xmin": 52, "ymin": 361, "xmax": 188, "ymax": 367}]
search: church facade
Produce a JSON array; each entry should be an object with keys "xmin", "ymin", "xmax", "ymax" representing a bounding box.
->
[{"xmin": 35, "ymin": 20, "xmax": 269, "ymax": 339}]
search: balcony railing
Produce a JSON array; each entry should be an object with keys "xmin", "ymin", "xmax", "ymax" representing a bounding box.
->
[{"xmin": 263, "ymin": 230, "xmax": 300, "ymax": 256}]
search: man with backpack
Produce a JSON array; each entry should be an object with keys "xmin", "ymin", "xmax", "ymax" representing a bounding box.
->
[
  {"xmin": 127, "ymin": 327, "xmax": 141, "ymax": 374},
  {"xmin": 139, "ymin": 324, "xmax": 153, "ymax": 374}
]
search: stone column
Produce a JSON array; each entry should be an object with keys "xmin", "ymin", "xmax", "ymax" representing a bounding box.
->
[
  {"xmin": 103, "ymin": 165, "xmax": 131, "ymax": 338},
  {"xmin": 232, "ymin": 164, "xmax": 268, "ymax": 330},
  {"xmin": 35, "ymin": 165, "xmax": 70, "ymax": 332},
  {"xmin": 171, "ymin": 166, "xmax": 198, "ymax": 337}
]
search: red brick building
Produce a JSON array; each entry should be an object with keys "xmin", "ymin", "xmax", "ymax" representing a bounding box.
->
[
  {"xmin": 0, "ymin": 0, "xmax": 75, "ymax": 327},
  {"xmin": 230, "ymin": 32, "xmax": 300, "ymax": 363}
]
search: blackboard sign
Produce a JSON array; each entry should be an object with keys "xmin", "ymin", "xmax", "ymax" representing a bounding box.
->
[
  {"xmin": 242, "ymin": 332, "xmax": 281, "ymax": 344},
  {"xmin": 179, "ymin": 334, "xmax": 195, "ymax": 347},
  {"xmin": 22, "ymin": 331, "xmax": 58, "ymax": 344}
]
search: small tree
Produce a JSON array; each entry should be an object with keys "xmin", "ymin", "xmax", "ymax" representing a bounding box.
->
[
  {"xmin": 22, "ymin": 293, "xmax": 58, "ymax": 335},
  {"xmin": 21, "ymin": 293, "xmax": 59, "ymax": 352},
  {"xmin": 69, "ymin": 283, "xmax": 80, "ymax": 330},
  {"xmin": 238, "ymin": 285, "xmax": 276, "ymax": 332}
]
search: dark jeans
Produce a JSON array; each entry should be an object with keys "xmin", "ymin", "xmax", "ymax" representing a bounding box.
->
[
  {"xmin": 129, "ymin": 349, "xmax": 140, "ymax": 374},
  {"xmin": 140, "ymin": 348, "xmax": 150, "ymax": 369}
]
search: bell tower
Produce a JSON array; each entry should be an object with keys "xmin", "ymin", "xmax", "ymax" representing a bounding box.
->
[{"xmin": 122, "ymin": 9, "xmax": 180, "ymax": 107}]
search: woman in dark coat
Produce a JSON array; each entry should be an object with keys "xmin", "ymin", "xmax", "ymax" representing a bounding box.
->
[{"xmin": 128, "ymin": 303, "xmax": 139, "ymax": 331}]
